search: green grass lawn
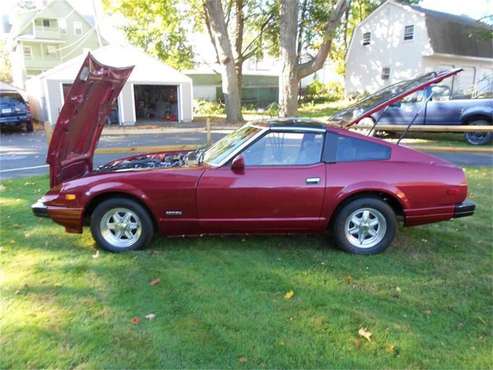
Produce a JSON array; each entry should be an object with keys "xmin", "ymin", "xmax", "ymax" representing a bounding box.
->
[{"xmin": 1, "ymin": 169, "xmax": 492, "ymax": 369}]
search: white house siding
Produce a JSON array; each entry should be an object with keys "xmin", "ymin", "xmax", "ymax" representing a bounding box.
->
[
  {"xmin": 423, "ymin": 54, "xmax": 493, "ymax": 96},
  {"xmin": 345, "ymin": 2, "xmax": 431, "ymax": 95},
  {"xmin": 193, "ymin": 85, "xmax": 216, "ymax": 101}
]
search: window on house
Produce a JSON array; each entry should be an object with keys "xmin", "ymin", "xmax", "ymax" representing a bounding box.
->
[
  {"xmin": 42, "ymin": 19, "xmax": 50, "ymax": 27},
  {"xmin": 59, "ymin": 18, "xmax": 67, "ymax": 33},
  {"xmin": 23, "ymin": 46, "xmax": 32, "ymax": 58},
  {"xmin": 404, "ymin": 25, "xmax": 414, "ymax": 40},
  {"xmin": 362, "ymin": 32, "xmax": 371, "ymax": 46},
  {"xmin": 381, "ymin": 67, "xmax": 391, "ymax": 80},
  {"xmin": 46, "ymin": 45, "xmax": 58, "ymax": 56},
  {"xmin": 73, "ymin": 21, "xmax": 83, "ymax": 35}
]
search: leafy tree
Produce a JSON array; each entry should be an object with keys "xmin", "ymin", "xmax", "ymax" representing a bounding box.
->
[
  {"xmin": 104, "ymin": 0, "xmax": 194, "ymax": 70},
  {"xmin": 0, "ymin": 41, "xmax": 12, "ymax": 83},
  {"xmin": 278, "ymin": 0, "xmax": 349, "ymax": 116},
  {"xmin": 193, "ymin": 0, "xmax": 276, "ymax": 122}
]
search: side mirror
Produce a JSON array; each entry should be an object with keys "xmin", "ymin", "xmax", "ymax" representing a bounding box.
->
[{"xmin": 231, "ymin": 155, "xmax": 245, "ymax": 173}]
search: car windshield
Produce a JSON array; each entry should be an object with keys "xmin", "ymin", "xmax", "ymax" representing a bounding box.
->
[
  {"xmin": 203, "ymin": 124, "xmax": 262, "ymax": 166},
  {"xmin": 328, "ymin": 71, "xmax": 452, "ymax": 125}
]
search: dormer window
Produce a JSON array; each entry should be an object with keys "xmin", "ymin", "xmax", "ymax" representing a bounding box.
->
[
  {"xmin": 381, "ymin": 67, "xmax": 390, "ymax": 80},
  {"xmin": 404, "ymin": 25, "xmax": 414, "ymax": 40},
  {"xmin": 362, "ymin": 32, "xmax": 371, "ymax": 46}
]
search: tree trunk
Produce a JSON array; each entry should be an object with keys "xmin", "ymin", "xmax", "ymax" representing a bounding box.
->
[
  {"xmin": 279, "ymin": 0, "xmax": 299, "ymax": 117},
  {"xmin": 204, "ymin": 0, "xmax": 243, "ymax": 123},
  {"xmin": 278, "ymin": 0, "xmax": 349, "ymax": 116}
]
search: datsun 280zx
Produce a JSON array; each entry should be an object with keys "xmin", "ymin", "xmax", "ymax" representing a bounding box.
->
[{"xmin": 32, "ymin": 55, "xmax": 475, "ymax": 254}]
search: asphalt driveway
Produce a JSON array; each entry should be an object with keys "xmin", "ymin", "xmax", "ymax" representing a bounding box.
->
[{"xmin": 1, "ymin": 130, "xmax": 492, "ymax": 180}]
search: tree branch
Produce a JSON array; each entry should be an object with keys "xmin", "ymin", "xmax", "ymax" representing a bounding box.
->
[{"xmin": 296, "ymin": 0, "xmax": 349, "ymax": 79}]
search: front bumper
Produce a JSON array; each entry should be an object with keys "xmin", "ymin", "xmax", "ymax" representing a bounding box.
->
[
  {"xmin": 453, "ymin": 199, "xmax": 475, "ymax": 218},
  {"xmin": 32, "ymin": 199, "xmax": 49, "ymax": 217}
]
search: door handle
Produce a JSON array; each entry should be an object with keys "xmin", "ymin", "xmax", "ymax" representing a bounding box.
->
[{"xmin": 305, "ymin": 177, "xmax": 320, "ymax": 185}]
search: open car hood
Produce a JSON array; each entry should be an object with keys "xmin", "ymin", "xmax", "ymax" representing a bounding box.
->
[
  {"xmin": 47, "ymin": 53, "xmax": 133, "ymax": 187},
  {"xmin": 328, "ymin": 68, "xmax": 462, "ymax": 127}
]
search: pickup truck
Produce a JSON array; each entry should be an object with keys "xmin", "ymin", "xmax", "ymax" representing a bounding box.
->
[{"xmin": 373, "ymin": 84, "xmax": 493, "ymax": 145}]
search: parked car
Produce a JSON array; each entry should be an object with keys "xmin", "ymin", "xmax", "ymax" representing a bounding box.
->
[
  {"xmin": 32, "ymin": 57, "xmax": 475, "ymax": 255},
  {"xmin": 0, "ymin": 84, "xmax": 33, "ymax": 132},
  {"xmin": 340, "ymin": 70, "xmax": 493, "ymax": 145}
]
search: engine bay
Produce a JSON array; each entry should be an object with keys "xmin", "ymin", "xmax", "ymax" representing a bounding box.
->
[{"xmin": 96, "ymin": 150, "xmax": 202, "ymax": 172}]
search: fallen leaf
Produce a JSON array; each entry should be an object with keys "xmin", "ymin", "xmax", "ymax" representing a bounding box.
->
[
  {"xmin": 424, "ymin": 309, "xmax": 432, "ymax": 316},
  {"xmin": 145, "ymin": 313, "xmax": 156, "ymax": 320},
  {"xmin": 239, "ymin": 356, "xmax": 247, "ymax": 363},
  {"xmin": 386, "ymin": 344, "xmax": 400, "ymax": 356},
  {"xmin": 284, "ymin": 290, "xmax": 294, "ymax": 300},
  {"xmin": 131, "ymin": 316, "xmax": 141, "ymax": 325},
  {"xmin": 358, "ymin": 327, "xmax": 372, "ymax": 342},
  {"xmin": 345, "ymin": 275, "xmax": 353, "ymax": 284},
  {"xmin": 353, "ymin": 337, "xmax": 362, "ymax": 349},
  {"xmin": 149, "ymin": 278, "xmax": 160, "ymax": 286},
  {"xmin": 92, "ymin": 250, "xmax": 100, "ymax": 259}
]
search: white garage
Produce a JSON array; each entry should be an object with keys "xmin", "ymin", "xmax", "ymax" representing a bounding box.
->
[{"xmin": 26, "ymin": 45, "xmax": 193, "ymax": 125}]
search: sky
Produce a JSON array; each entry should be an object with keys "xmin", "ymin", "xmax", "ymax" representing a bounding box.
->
[
  {"xmin": 420, "ymin": 0, "xmax": 492, "ymax": 20},
  {"xmin": 1, "ymin": 0, "xmax": 492, "ymax": 26}
]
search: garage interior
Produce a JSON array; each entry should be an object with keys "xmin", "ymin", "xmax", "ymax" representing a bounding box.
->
[{"xmin": 134, "ymin": 85, "xmax": 178, "ymax": 123}]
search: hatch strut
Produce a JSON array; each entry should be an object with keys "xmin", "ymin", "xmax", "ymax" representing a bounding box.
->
[
  {"xmin": 396, "ymin": 91, "xmax": 434, "ymax": 145},
  {"xmin": 367, "ymin": 105, "xmax": 391, "ymax": 137}
]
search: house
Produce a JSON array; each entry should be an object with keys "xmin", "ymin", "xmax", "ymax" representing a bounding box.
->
[
  {"xmin": 345, "ymin": 0, "xmax": 493, "ymax": 97},
  {"xmin": 26, "ymin": 45, "xmax": 193, "ymax": 125},
  {"xmin": 186, "ymin": 67, "xmax": 279, "ymax": 108},
  {"xmin": 7, "ymin": 0, "xmax": 106, "ymax": 88}
]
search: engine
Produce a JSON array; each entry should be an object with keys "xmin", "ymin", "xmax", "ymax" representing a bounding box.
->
[{"xmin": 97, "ymin": 152, "xmax": 188, "ymax": 172}]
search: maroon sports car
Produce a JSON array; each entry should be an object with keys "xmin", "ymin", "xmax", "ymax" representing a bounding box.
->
[{"xmin": 32, "ymin": 54, "xmax": 475, "ymax": 254}]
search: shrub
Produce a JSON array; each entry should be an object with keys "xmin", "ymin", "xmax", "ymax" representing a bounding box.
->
[
  {"xmin": 301, "ymin": 80, "xmax": 344, "ymax": 103},
  {"xmin": 194, "ymin": 99, "xmax": 225, "ymax": 116}
]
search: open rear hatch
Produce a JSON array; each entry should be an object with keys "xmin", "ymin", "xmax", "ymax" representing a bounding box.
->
[
  {"xmin": 47, "ymin": 53, "xmax": 133, "ymax": 187},
  {"xmin": 328, "ymin": 68, "xmax": 462, "ymax": 127}
]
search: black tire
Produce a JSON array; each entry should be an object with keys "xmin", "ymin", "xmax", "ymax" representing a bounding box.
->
[
  {"xmin": 464, "ymin": 120, "xmax": 492, "ymax": 145},
  {"xmin": 25, "ymin": 121, "xmax": 33, "ymax": 132},
  {"xmin": 90, "ymin": 197, "xmax": 154, "ymax": 252},
  {"xmin": 332, "ymin": 197, "xmax": 397, "ymax": 255}
]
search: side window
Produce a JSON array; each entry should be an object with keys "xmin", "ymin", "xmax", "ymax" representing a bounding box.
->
[
  {"xmin": 324, "ymin": 133, "xmax": 391, "ymax": 162},
  {"xmin": 242, "ymin": 131, "xmax": 324, "ymax": 166}
]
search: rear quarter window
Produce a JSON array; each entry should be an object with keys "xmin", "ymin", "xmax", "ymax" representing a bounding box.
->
[{"xmin": 323, "ymin": 133, "xmax": 391, "ymax": 162}]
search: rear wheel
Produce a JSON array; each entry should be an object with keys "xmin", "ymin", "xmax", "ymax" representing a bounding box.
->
[
  {"xmin": 25, "ymin": 121, "xmax": 33, "ymax": 132},
  {"xmin": 90, "ymin": 198, "xmax": 154, "ymax": 252},
  {"xmin": 333, "ymin": 197, "xmax": 397, "ymax": 255},
  {"xmin": 464, "ymin": 120, "xmax": 492, "ymax": 145}
]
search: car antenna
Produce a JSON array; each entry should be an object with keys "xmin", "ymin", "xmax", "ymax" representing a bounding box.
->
[{"xmin": 396, "ymin": 89, "xmax": 434, "ymax": 145}]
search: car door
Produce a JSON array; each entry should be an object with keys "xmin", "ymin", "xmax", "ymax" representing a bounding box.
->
[
  {"xmin": 376, "ymin": 91, "xmax": 425, "ymax": 124},
  {"xmin": 196, "ymin": 129, "xmax": 327, "ymax": 233},
  {"xmin": 424, "ymin": 86, "xmax": 463, "ymax": 125}
]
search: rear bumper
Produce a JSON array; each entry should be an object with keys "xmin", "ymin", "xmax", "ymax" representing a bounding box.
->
[
  {"xmin": 0, "ymin": 115, "xmax": 30, "ymax": 125},
  {"xmin": 453, "ymin": 199, "xmax": 475, "ymax": 218}
]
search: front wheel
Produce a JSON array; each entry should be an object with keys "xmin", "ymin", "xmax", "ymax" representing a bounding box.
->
[
  {"xmin": 333, "ymin": 197, "xmax": 397, "ymax": 255},
  {"xmin": 464, "ymin": 120, "xmax": 492, "ymax": 145},
  {"xmin": 90, "ymin": 198, "xmax": 154, "ymax": 252}
]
